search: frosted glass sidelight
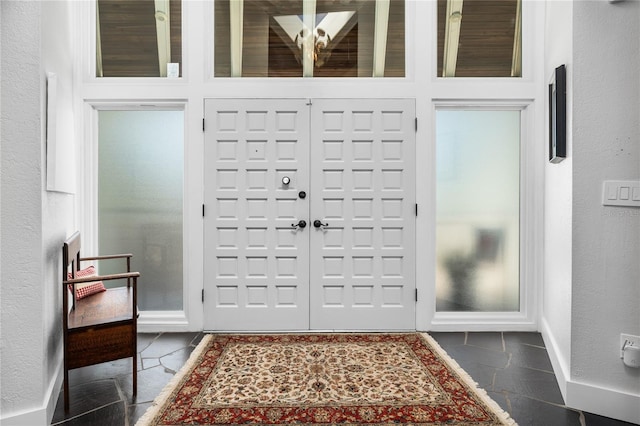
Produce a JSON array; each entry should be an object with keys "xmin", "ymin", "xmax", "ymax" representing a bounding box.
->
[
  {"xmin": 98, "ymin": 110, "xmax": 184, "ymax": 311},
  {"xmin": 436, "ymin": 110, "xmax": 520, "ymax": 312}
]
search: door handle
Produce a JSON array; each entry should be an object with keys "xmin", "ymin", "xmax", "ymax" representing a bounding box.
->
[
  {"xmin": 313, "ymin": 219, "xmax": 328, "ymax": 229},
  {"xmin": 291, "ymin": 220, "xmax": 307, "ymax": 229}
]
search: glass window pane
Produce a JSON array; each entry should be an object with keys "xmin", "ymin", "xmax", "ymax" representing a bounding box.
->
[
  {"xmin": 437, "ymin": 0, "xmax": 521, "ymax": 77},
  {"xmin": 436, "ymin": 110, "xmax": 520, "ymax": 312},
  {"xmin": 214, "ymin": 0, "xmax": 404, "ymax": 77},
  {"xmin": 97, "ymin": 0, "xmax": 182, "ymax": 77},
  {"xmin": 98, "ymin": 110, "xmax": 184, "ymax": 311}
]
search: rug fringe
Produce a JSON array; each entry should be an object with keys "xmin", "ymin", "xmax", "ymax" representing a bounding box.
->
[
  {"xmin": 135, "ymin": 334, "xmax": 214, "ymax": 426},
  {"xmin": 420, "ymin": 333, "xmax": 519, "ymax": 426}
]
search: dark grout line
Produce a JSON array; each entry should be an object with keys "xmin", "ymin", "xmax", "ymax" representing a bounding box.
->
[{"xmin": 51, "ymin": 400, "xmax": 126, "ymax": 426}]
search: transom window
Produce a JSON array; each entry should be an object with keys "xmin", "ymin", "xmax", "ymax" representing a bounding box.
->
[
  {"xmin": 214, "ymin": 0, "xmax": 405, "ymax": 77},
  {"xmin": 437, "ymin": 0, "xmax": 522, "ymax": 77},
  {"xmin": 96, "ymin": 0, "xmax": 182, "ymax": 77}
]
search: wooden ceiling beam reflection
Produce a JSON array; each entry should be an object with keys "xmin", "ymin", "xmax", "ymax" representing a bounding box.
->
[
  {"xmin": 437, "ymin": 0, "xmax": 520, "ymax": 78},
  {"xmin": 154, "ymin": 0, "xmax": 171, "ymax": 77},
  {"xmin": 230, "ymin": 0, "xmax": 244, "ymax": 77},
  {"xmin": 96, "ymin": 0, "xmax": 104, "ymax": 77},
  {"xmin": 442, "ymin": 0, "xmax": 464, "ymax": 77},
  {"xmin": 302, "ymin": 0, "xmax": 317, "ymax": 77},
  {"xmin": 511, "ymin": 0, "xmax": 522, "ymax": 77},
  {"xmin": 372, "ymin": 0, "xmax": 391, "ymax": 77}
]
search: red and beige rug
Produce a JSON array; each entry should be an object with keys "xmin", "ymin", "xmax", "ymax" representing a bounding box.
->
[{"xmin": 136, "ymin": 333, "xmax": 517, "ymax": 425}]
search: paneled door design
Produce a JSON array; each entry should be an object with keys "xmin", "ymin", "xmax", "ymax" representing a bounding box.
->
[
  {"xmin": 204, "ymin": 99, "xmax": 415, "ymax": 331},
  {"xmin": 309, "ymin": 99, "xmax": 416, "ymax": 330},
  {"xmin": 204, "ymin": 99, "xmax": 311, "ymax": 330}
]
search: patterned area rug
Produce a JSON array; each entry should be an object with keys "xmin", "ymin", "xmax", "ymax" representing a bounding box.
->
[{"xmin": 136, "ymin": 333, "xmax": 517, "ymax": 425}]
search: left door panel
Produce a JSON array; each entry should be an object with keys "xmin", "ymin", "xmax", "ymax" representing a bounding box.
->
[{"xmin": 204, "ymin": 99, "xmax": 310, "ymax": 331}]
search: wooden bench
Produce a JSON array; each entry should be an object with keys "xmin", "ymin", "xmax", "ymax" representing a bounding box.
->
[{"xmin": 62, "ymin": 231, "xmax": 140, "ymax": 412}]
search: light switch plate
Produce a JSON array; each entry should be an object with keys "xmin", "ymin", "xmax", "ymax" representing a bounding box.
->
[{"xmin": 602, "ymin": 181, "xmax": 640, "ymax": 207}]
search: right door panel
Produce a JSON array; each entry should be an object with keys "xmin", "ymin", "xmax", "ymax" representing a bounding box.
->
[{"xmin": 309, "ymin": 99, "xmax": 416, "ymax": 330}]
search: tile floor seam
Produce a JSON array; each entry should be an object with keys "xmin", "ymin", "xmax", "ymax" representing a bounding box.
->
[
  {"xmin": 508, "ymin": 392, "xmax": 574, "ymax": 411},
  {"xmin": 140, "ymin": 357, "xmax": 161, "ymax": 370},
  {"xmin": 579, "ymin": 411, "xmax": 587, "ymax": 426},
  {"xmin": 505, "ymin": 351, "xmax": 513, "ymax": 369},
  {"xmin": 510, "ymin": 364, "xmax": 556, "ymax": 375},
  {"xmin": 51, "ymin": 400, "xmax": 126, "ymax": 426},
  {"xmin": 498, "ymin": 390, "xmax": 513, "ymax": 414},
  {"xmin": 138, "ymin": 333, "xmax": 162, "ymax": 353},
  {"xmin": 519, "ymin": 343, "xmax": 547, "ymax": 350},
  {"xmin": 464, "ymin": 343, "xmax": 507, "ymax": 352},
  {"xmin": 114, "ymin": 373, "xmax": 130, "ymax": 426},
  {"xmin": 189, "ymin": 333, "xmax": 203, "ymax": 347},
  {"xmin": 160, "ymin": 346, "xmax": 194, "ymax": 359}
]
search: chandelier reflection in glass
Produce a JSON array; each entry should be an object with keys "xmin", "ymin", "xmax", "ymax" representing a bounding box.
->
[
  {"xmin": 215, "ymin": 0, "xmax": 404, "ymax": 78},
  {"xmin": 274, "ymin": 11, "xmax": 356, "ymax": 70}
]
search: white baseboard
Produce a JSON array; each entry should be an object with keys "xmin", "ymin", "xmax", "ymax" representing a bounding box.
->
[
  {"xmin": 0, "ymin": 407, "xmax": 48, "ymax": 426},
  {"xmin": 540, "ymin": 317, "xmax": 570, "ymax": 401},
  {"xmin": 137, "ymin": 310, "xmax": 193, "ymax": 333},
  {"xmin": 0, "ymin": 354, "xmax": 63, "ymax": 426},
  {"xmin": 541, "ymin": 318, "xmax": 640, "ymax": 424},
  {"xmin": 566, "ymin": 380, "xmax": 640, "ymax": 424}
]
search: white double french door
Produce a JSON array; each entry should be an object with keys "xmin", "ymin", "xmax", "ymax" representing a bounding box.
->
[{"xmin": 203, "ymin": 99, "xmax": 415, "ymax": 331}]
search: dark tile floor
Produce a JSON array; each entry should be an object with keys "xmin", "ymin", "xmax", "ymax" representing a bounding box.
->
[
  {"xmin": 430, "ymin": 332, "xmax": 636, "ymax": 426},
  {"xmin": 51, "ymin": 332, "xmax": 636, "ymax": 426}
]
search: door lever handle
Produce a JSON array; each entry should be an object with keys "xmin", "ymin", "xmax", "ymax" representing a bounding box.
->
[
  {"xmin": 291, "ymin": 220, "xmax": 307, "ymax": 229},
  {"xmin": 313, "ymin": 219, "xmax": 328, "ymax": 229}
]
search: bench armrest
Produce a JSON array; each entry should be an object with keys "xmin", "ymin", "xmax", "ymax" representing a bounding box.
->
[
  {"xmin": 64, "ymin": 272, "xmax": 140, "ymax": 286},
  {"xmin": 80, "ymin": 254, "xmax": 133, "ymax": 261}
]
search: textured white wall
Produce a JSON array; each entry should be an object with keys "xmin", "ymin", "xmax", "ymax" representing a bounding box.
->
[
  {"xmin": 1, "ymin": 1, "xmax": 75, "ymax": 423},
  {"xmin": 1, "ymin": 0, "xmax": 46, "ymax": 418},
  {"xmin": 40, "ymin": 0, "xmax": 76, "ymax": 421},
  {"xmin": 540, "ymin": 0, "xmax": 639, "ymax": 421},
  {"xmin": 571, "ymin": 0, "xmax": 640, "ymax": 396},
  {"xmin": 542, "ymin": 0, "xmax": 574, "ymax": 387}
]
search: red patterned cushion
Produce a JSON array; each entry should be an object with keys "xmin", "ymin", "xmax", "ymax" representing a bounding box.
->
[{"xmin": 67, "ymin": 266, "xmax": 106, "ymax": 300}]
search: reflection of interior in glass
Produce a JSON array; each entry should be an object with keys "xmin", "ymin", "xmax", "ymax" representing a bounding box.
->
[
  {"xmin": 96, "ymin": 0, "xmax": 182, "ymax": 77},
  {"xmin": 435, "ymin": 110, "xmax": 520, "ymax": 312},
  {"xmin": 214, "ymin": 0, "xmax": 404, "ymax": 77},
  {"xmin": 272, "ymin": 11, "xmax": 356, "ymax": 70},
  {"xmin": 437, "ymin": 0, "xmax": 521, "ymax": 77}
]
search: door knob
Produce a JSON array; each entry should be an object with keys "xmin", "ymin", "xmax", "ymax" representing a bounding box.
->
[
  {"xmin": 313, "ymin": 220, "xmax": 328, "ymax": 228},
  {"xmin": 291, "ymin": 220, "xmax": 307, "ymax": 229}
]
